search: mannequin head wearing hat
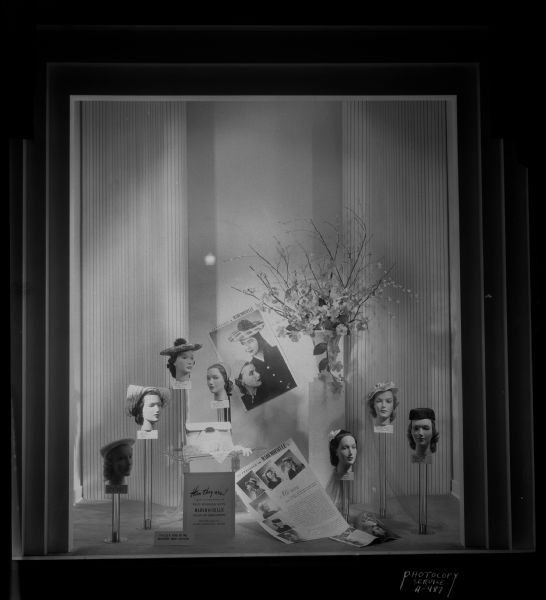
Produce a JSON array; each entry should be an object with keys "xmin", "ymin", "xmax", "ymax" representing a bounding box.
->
[
  {"xmin": 101, "ymin": 439, "xmax": 134, "ymax": 485},
  {"xmin": 367, "ymin": 382, "xmax": 399, "ymax": 425},
  {"xmin": 407, "ymin": 408, "xmax": 439, "ymax": 456},
  {"xmin": 161, "ymin": 338, "xmax": 202, "ymax": 382},
  {"xmin": 207, "ymin": 363, "xmax": 233, "ymax": 401},
  {"xmin": 127, "ymin": 387, "xmax": 167, "ymax": 431},
  {"xmin": 328, "ymin": 429, "xmax": 358, "ymax": 475}
]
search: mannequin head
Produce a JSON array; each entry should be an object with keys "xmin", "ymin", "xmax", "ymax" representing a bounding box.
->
[
  {"xmin": 407, "ymin": 408, "xmax": 439, "ymax": 455},
  {"xmin": 126, "ymin": 386, "xmax": 168, "ymax": 430},
  {"xmin": 160, "ymin": 338, "xmax": 202, "ymax": 381},
  {"xmin": 367, "ymin": 382, "xmax": 399, "ymax": 424},
  {"xmin": 207, "ymin": 363, "xmax": 233, "ymax": 398},
  {"xmin": 328, "ymin": 429, "xmax": 358, "ymax": 472},
  {"xmin": 101, "ymin": 439, "xmax": 135, "ymax": 485}
]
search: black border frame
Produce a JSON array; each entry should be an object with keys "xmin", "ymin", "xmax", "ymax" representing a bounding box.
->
[{"xmin": 9, "ymin": 22, "xmax": 537, "ymax": 596}]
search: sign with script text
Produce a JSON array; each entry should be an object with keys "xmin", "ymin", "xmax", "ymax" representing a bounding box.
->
[{"xmin": 183, "ymin": 472, "xmax": 235, "ymax": 537}]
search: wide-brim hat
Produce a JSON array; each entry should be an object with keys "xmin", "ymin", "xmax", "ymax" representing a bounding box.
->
[
  {"xmin": 409, "ymin": 407, "xmax": 436, "ymax": 421},
  {"xmin": 126, "ymin": 384, "xmax": 170, "ymax": 413},
  {"xmin": 160, "ymin": 338, "xmax": 202, "ymax": 356},
  {"xmin": 366, "ymin": 381, "xmax": 399, "ymax": 402},
  {"xmin": 228, "ymin": 318, "xmax": 265, "ymax": 342},
  {"xmin": 100, "ymin": 438, "xmax": 135, "ymax": 458}
]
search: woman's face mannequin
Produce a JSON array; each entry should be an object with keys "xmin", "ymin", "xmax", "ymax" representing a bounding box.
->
[
  {"xmin": 336, "ymin": 435, "xmax": 357, "ymax": 468},
  {"xmin": 374, "ymin": 390, "xmax": 394, "ymax": 421},
  {"xmin": 110, "ymin": 445, "xmax": 133, "ymax": 481},
  {"xmin": 241, "ymin": 364, "xmax": 261, "ymax": 390},
  {"xmin": 142, "ymin": 394, "xmax": 161, "ymax": 425},
  {"xmin": 411, "ymin": 419, "xmax": 433, "ymax": 451},
  {"xmin": 207, "ymin": 367, "xmax": 224, "ymax": 394},
  {"xmin": 174, "ymin": 351, "xmax": 195, "ymax": 378},
  {"xmin": 242, "ymin": 337, "xmax": 259, "ymax": 356}
]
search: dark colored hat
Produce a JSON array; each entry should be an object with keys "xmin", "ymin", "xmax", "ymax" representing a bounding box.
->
[
  {"xmin": 228, "ymin": 318, "xmax": 265, "ymax": 342},
  {"xmin": 409, "ymin": 407, "xmax": 436, "ymax": 420},
  {"xmin": 160, "ymin": 337, "xmax": 202, "ymax": 356},
  {"xmin": 100, "ymin": 438, "xmax": 135, "ymax": 458}
]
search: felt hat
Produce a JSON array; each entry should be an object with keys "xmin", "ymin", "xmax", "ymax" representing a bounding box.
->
[
  {"xmin": 100, "ymin": 438, "xmax": 135, "ymax": 458},
  {"xmin": 126, "ymin": 384, "xmax": 170, "ymax": 415},
  {"xmin": 409, "ymin": 407, "xmax": 436, "ymax": 421},
  {"xmin": 159, "ymin": 338, "xmax": 202, "ymax": 356},
  {"xmin": 366, "ymin": 381, "xmax": 399, "ymax": 402},
  {"xmin": 228, "ymin": 318, "xmax": 265, "ymax": 342}
]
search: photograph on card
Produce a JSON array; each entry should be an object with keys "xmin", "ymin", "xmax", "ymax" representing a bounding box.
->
[
  {"xmin": 277, "ymin": 529, "xmax": 304, "ymax": 543},
  {"xmin": 236, "ymin": 471, "xmax": 267, "ymax": 501},
  {"xmin": 354, "ymin": 511, "xmax": 400, "ymax": 541},
  {"xmin": 263, "ymin": 516, "xmax": 295, "ymax": 534},
  {"xmin": 255, "ymin": 461, "xmax": 285, "ymax": 490},
  {"xmin": 274, "ymin": 449, "xmax": 306, "ymax": 481},
  {"xmin": 209, "ymin": 308, "xmax": 297, "ymax": 411},
  {"xmin": 249, "ymin": 495, "xmax": 281, "ymax": 519}
]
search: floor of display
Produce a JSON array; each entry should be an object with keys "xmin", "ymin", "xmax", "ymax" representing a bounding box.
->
[{"xmin": 59, "ymin": 494, "xmax": 462, "ymax": 557}]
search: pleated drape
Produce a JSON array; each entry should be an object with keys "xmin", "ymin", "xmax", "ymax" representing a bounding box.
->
[
  {"xmin": 80, "ymin": 101, "xmax": 188, "ymax": 505},
  {"xmin": 342, "ymin": 100, "xmax": 453, "ymax": 503}
]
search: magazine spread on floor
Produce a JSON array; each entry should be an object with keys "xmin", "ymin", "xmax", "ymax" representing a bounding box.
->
[{"xmin": 236, "ymin": 438, "xmax": 355, "ymax": 544}]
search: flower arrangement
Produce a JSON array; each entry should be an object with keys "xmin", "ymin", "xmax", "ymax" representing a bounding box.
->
[{"xmin": 232, "ymin": 211, "xmax": 414, "ymax": 388}]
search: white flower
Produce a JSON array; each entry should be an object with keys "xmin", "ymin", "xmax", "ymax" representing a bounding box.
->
[{"xmin": 328, "ymin": 429, "xmax": 341, "ymax": 442}]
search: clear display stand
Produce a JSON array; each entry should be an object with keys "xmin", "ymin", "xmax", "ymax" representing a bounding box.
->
[
  {"xmin": 378, "ymin": 433, "xmax": 387, "ymax": 517},
  {"xmin": 418, "ymin": 462, "xmax": 428, "ymax": 534},
  {"xmin": 143, "ymin": 439, "xmax": 153, "ymax": 529},
  {"xmin": 104, "ymin": 485, "xmax": 128, "ymax": 543},
  {"xmin": 339, "ymin": 472, "xmax": 354, "ymax": 522}
]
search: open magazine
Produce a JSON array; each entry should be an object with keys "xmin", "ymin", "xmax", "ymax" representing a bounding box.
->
[{"xmin": 235, "ymin": 438, "xmax": 356, "ymax": 544}]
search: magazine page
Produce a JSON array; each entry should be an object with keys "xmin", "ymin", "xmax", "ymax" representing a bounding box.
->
[{"xmin": 235, "ymin": 438, "xmax": 349, "ymax": 543}]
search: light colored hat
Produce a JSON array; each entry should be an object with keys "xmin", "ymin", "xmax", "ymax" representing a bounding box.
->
[
  {"xmin": 100, "ymin": 438, "xmax": 135, "ymax": 458},
  {"xmin": 228, "ymin": 318, "xmax": 265, "ymax": 343},
  {"xmin": 160, "ymin": 337, "xmax": 202, "ymax": 356},
  {"xmin": 126, "ymin": 385, "xmax": 170, "ymax": 415},
  {"xmin": 366, "ymin": 381, "xmax": 399, "ymax": 402}
]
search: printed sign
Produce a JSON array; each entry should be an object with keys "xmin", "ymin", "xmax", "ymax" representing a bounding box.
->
[
  {"xmin": 137, "ymin": 430, "xmax": 158, "ymax": 440},
  {"xmin": 154, "ymin": 530, "xmax": 194, "ymax": 546},
  {"xmin": 183, "ymin": 472, "xmax": 235, "ymax": 537}
]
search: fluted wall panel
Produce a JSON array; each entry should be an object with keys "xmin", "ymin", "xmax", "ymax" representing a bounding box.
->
[
  {"xmin": 343, "ymin": 101, "xmax": 453, "ymax": 504},
  {"xmin": 80, "ymin": 101, "xmax": 188, "ymax": 505}
]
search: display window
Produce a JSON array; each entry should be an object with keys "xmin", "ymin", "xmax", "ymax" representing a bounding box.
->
[{"xmin": 11, "ymin": 62, "xmax": 535, "ymax": 565}]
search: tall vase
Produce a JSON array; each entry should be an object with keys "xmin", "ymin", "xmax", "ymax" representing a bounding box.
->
[
  {"xmin": 310, "ymin": 329, "xmax": 346, "ymax": 391},
  {"xmin": 307, "ymin": 331, "xmax": 347, "ymax": 488}
]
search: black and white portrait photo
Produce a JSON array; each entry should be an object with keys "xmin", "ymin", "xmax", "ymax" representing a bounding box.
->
[{"xmin": 209, "ymin": 309, "xmax": 297, "ymax": 411}]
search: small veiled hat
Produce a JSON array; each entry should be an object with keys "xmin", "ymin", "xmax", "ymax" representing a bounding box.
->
[
  {"xmin": 100, "ymin": 438, "xmax": 135, "ymax": 458},
  {"xmin": 160, "ymin": 338, "xmax": 202, "ymax": 356},
  {"xmin": 228, "ymin": 318, "xmax": 265, "ymax": 342},
  {"xmin": 409, "ymin": 407, "xmax": 436, "ymax": 421},
  {"xmin": 366, "ymin": 381, "xmax": 399, "ymax": 403}
]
